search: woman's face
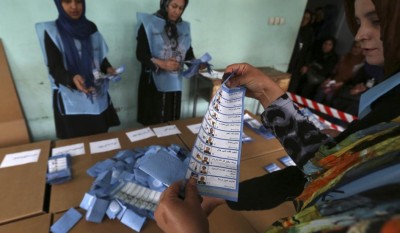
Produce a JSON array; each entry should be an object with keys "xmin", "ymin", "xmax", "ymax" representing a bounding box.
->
[
  {"xmin": 301, "ymin": 12, "xmax": 311, "ymax": 27},
  {"xmin": 167, "ymin": 0, "xmax": 185, "ymax": 22},
  {"xmin": 354, "ymin": 0, "xmax": 384, "ymax": 66},
  {"xmin": 322, "ymin": 40, "xmax": 334, "ymax": 54},
  {"xmin": 61, "ymin": 0, "xmax": 83, "ymax": 20}
]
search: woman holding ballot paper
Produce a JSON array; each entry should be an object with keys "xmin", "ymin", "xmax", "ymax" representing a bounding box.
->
[
  {"xmin": 36, "ymin": 0, "xmax": 121, "ymax": 139},
  {"xmin": 136, "ymin": 0, "xmax": 201, "ymax": 126},
  {"xmin": 154, "ymin": 0, "xmax": 400, "ymax": 232}
]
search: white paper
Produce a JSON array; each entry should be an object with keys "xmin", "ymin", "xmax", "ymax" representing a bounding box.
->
[
  {"xmin": 89, "ymin": 138, "xmax": 121, "ymax": 154},
  {"xmin": 185, "ymin": 83, "xmax": 246, "ymax": 201},
  {"xmin": 186, "ymin": 123, "xmax": 201, "ymax": 134},
  {"xmin": 152, "ymin": 125, "xmax": 181, "ymax": 138},
  {"xmin": 126, "ymin": 127, "xmax": 156, "ymax": 142},
  {"xmin": 52, "ymin": 143, "xmax": 85, "ymax": 157},
  {"xmin": 200, "ymin": 70, "xmax": 224, "ymax": 79},
  {"xmin": 0, "ymin": 149, "xmax": 41, "ymax": 168}
]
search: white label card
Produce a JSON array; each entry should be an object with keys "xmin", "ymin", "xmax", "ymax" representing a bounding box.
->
[
  {"xmin": 52, "ymin": 143, "xmax": 85, "ymax": 157},
  {"xmin": 0, "ymin": 149, "xmax": 41, "ymax": 168},
  {"xmin": 186, "ymin": 123, "xmax": 202, "ymax": 134},
  {"xmin": 126, "ymin": 127, "xmax": 156, "ymax": 142},
  {"xmin": 152, "ymin": 125, "xmax": 181, "ymax": 137},
  {"xmin": 89, "ymin": 138, "xmax": 121, "ymax": 154}
]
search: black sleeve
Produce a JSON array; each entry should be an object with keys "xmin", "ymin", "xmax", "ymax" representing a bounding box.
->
[
  {"xmin": 319, "ymin": 54, "xmax": 339, "ymax": 77},
  {"xmin": 185, "ymin": 46, "xmax": 195, "ymax": 61},
  {"xmin": 136, "ymin": 24, "xmax": 158, "ymax": 71},
  {"xmin": 45, "ymin": 31, "xmax": 74, "ymax": 87},
  {"xmin": 226, "ymin": 166, "xmax": 307, "ymax": 211}
]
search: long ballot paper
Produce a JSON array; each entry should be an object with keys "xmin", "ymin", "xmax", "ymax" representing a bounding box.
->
[{"xmin": 185, "ymin": 74, "xmax": 245, "ymax": 201}]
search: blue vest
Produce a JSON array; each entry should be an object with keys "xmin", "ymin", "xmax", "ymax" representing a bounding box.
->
[
  {"xmin": 137, "ymin": 13, "xmax": 192, "ymax": 92},
  {"xmin": 358, "ymin": 72, "xmax": 400, "ymax": 118},
  {"xmin": 35, "ymin": 21, "xmax": 109, "ymax": 115}
]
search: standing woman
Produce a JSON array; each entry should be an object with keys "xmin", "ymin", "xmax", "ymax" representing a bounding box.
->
[
  {"xmin": 154, "ymin": 0, "xmax": 400, "ymax": 232},
  {"xmin": 36, "ymin": 0, "xmax": 120, "ymax": 139},
  {"xmin": 136, "ymin": 0, "xmax": 194, "ymax": 126}
]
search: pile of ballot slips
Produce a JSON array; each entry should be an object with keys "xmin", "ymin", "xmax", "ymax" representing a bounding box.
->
[{"xmin": 79, "ymin": 144, "xmax": 190, "ymax": 232}]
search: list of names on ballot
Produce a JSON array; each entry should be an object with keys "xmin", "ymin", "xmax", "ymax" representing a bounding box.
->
[{"xmin": 185, "ymin": 83, "xmax": 245, "ymax": 201}]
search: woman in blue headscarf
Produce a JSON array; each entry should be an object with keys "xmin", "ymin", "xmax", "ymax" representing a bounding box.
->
[
  {"xmin": 136, "ymin": 0, "xmax": 195, "ymax": 126},
  {"xmin": 36, "ymin": 0, "xmax": 120, "ymax": 139}
]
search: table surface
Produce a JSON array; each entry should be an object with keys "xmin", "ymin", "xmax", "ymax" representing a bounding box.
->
[
  {"xmin": 0, "ymin": 114, "xmax": 292, "ymax": 232},
  {"xmin": 49, "ymin": 124, "xmax": 186, "ymax": 214}
]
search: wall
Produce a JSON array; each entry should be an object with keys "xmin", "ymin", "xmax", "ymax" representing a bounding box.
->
[{"xmin": 0, "ymin": 0, "xmax": 307, "ymax": 141}]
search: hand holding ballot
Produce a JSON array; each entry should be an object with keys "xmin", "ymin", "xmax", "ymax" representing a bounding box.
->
[
  {"xmin": 155, "ymin": 178, "xmax": 209, "ymax": 233},
  {"xmin": 224, "ymin": 63, "xmax": 285, "ymax": 109}
]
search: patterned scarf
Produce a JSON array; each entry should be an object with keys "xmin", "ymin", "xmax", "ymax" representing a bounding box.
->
[{"xmin": 154, "ymin": 0, "xmax": 188, "ymax": 50}]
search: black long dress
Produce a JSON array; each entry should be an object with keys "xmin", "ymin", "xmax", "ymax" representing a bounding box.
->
[
  {"xmin": 44, "ymin": 31, "xmax": 120, "ymax": 139},
  {"xmin": 136, "ymin": 24, "xmax": 195, "ymax": 126}
]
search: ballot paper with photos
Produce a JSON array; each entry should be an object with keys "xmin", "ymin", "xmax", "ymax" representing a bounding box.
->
[{"xmin": 185, "ymin": 74, "xmax": 246, "ymax": 202}]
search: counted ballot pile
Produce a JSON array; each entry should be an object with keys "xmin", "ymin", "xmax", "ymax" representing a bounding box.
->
[{"xmin": 52, "ymin": 144, "xmax": 191, "ymax": 232}]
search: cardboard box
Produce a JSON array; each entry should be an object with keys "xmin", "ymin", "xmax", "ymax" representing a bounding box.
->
[
  {"xmin": 257, "ymin": 67, "xmax": 292, "ymax": 92},
  {"xmin": 49, "ymin": 124, "xmax": 188, "ymax": 214},
  {"xmin": 0, "ymin": 39, "xmax": 30, "ymax": 148},
  {"xmin": 238, "ymin": 150, "xmax": 296, "ymax": 232},
  {"xmin": 170, "ymin": 111, "xmax": 283, "ymax": 161},
  {"xmin": 0, "ymin": 214, "xmax": 51, "ymax": 233},
  {"xmin": 0, "ymin": 140, "xmax": 51, "ymax": 225},
  {"xmin": 52, "ymin": 204, "xmax": 257, "ymax": 233},
  {"xmin": 53, "ymin": 208, "xmax": 159, "ymax": 233}
]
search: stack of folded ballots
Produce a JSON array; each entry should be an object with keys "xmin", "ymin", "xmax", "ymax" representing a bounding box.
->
[{"xmin": 79, "ymin": 144, "xmax": 190, "ymax": 232}]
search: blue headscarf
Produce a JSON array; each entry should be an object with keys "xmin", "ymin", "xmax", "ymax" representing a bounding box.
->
[{"xmin": 54, "ymin": 0, "xmax": 97, "ymax": 88}]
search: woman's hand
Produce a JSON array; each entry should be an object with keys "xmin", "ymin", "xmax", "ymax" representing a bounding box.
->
[
  {"xmin": 224, "ymin": 63, "xmax": 285, "ymax": 108},
  {"xmin": 155, "ymin": 178, "xmax": 209, "ymax": 233},
  {"xmin": 201, "ymin": 196, "xmax": 225, "ymax": 216},
  {"xmin": 350, "ymin": 83, "xmax": 367, "ymax": 95},
  {"xmin": 72, "ymin": 75, "xmax": 94, "ymax": 94},
  {"xmin": 106, "ymin": 67, "xmax": 117, "ymax": 75},
  {"xmin": 153, "ymin": 58, "xmax": 181, "ymax": 72}
]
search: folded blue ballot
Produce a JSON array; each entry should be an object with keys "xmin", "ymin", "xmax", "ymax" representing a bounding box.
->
[
  {"xmin": 183, "ymin": 52, "xmax": 213, "ymax": 78},
  {"xmin": 85, "ymin": 196, "xmax": 110, "ymax": 223},
  {"xmin": 138, "ymin": 149, "xmax": 187, "ymax": 186},
  {"xmin": 47, "ymin": 154, "xmax": 72, "ymax": 185},
  {"xmin": 120, "ymin": 209, "xmax": 147, "ymax": 232},
  {"xmin": 50, "ymin": 208, "xmax": 82, "ymax": 233}
]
